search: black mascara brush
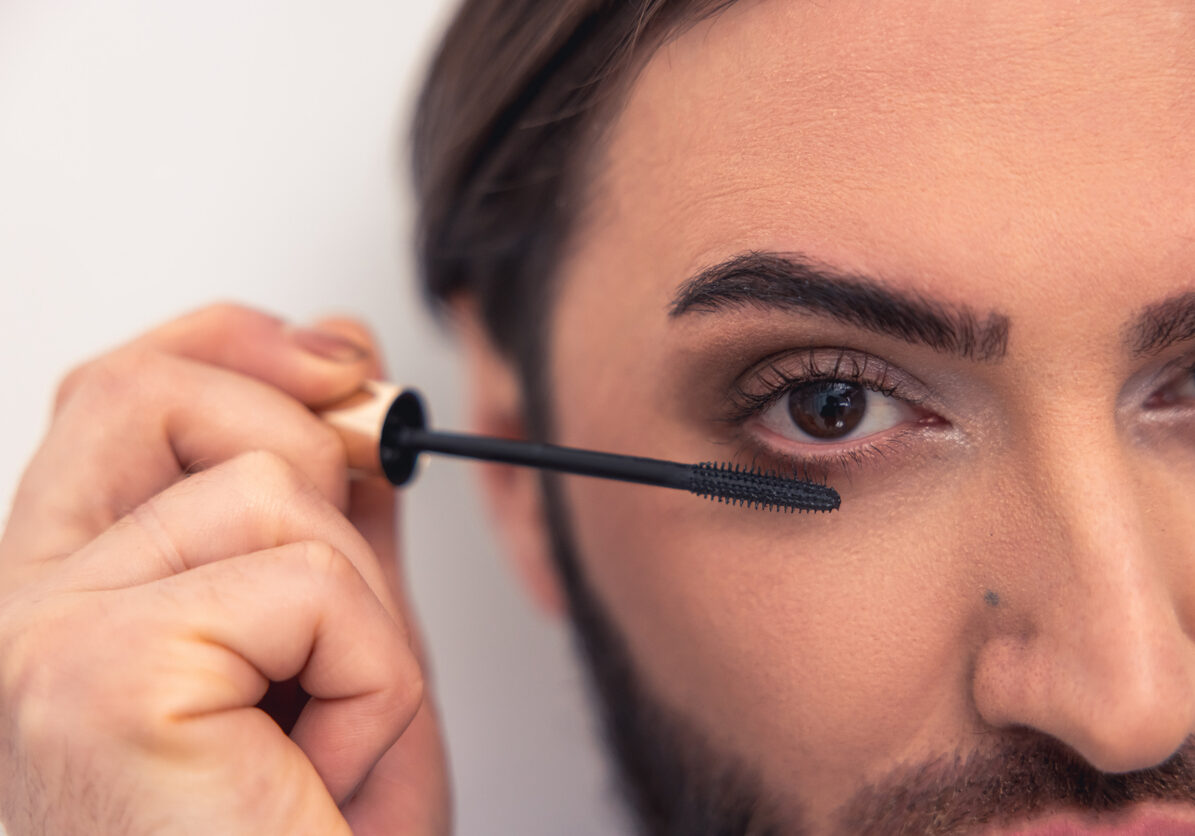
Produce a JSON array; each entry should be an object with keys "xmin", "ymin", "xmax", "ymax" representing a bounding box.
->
[{"xmin": 319, "ymin": 382, "xmax": 839, "ymax": 513}]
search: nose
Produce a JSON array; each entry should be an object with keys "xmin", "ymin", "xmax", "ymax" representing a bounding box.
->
[{"xmin": 971, "ymin": 434, "xmax": 1195, "ymax": 774}]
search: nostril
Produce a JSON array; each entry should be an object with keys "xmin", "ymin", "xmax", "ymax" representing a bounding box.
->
[{"xmin": 972, "ymin": 632, "xmax": 1195, "ymax": 776}]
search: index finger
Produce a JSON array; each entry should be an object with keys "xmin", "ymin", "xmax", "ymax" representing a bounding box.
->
[{"xmin": 67, "ymin": 302, "xmax": 374, "ymax": 410}]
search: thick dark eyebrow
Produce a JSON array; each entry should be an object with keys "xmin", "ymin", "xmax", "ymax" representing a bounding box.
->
[
  {"xmin": 669, "ymin": 252, "xmax": 1010, "ymax": 361},
  {"xmin": 1128, "ymin": 292, "xmax": 1195, "ymax": 357}
]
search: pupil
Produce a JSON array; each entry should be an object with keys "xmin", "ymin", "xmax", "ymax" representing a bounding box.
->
[{"xmin": 788, "ymin": 381, "xmax": 866, "ymax": 439}]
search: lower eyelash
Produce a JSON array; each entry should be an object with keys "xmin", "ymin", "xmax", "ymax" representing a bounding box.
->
[
  {"xmin": 719, "ymin": 347, "xmax": 937, "ymax": 481},
  {"xmin": 733, "ymin": 422, "xmax": 922, "ymax": 485}
]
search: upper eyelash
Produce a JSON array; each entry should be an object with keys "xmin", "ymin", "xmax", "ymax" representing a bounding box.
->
[
  {"xmin": 724, "ymin": 347, "xmax": 920, "ymax": 425},
  {"xmin": 1145, "ymin": 356, "xmax": 1195, "ymax": 409},
  {"xmin": 1177, "ymin": 358, "xmax": 1195, "ymax": 388},
  {"xmin": 717, "ymin": 347, "xmax": 936, "ymax": 482}
]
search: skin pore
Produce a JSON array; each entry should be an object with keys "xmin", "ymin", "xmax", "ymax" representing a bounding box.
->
[{"xmin": 469, "ymin": 0, "xmax": 1195, "ymax": 832}]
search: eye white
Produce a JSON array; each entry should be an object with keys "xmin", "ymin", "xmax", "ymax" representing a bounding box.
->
[
  {"xmin": 1149, "ymin": 366, "xmax": 1195, "ymax": 409},
  {"xmin": 1170, "ymin": 370, "xmax": 1195, "ymax": 402},
  {"xmin": 758, "ymin": 384, "xmax": 917, "ymax": 444}
]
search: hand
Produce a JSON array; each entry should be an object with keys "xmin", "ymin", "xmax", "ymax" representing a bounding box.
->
[{"xmin": 0, "ymin": 304, "xmax": 450, "ymax": 835}]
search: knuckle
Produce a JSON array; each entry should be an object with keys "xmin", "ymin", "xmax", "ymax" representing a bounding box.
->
[
  {"xmin": 52, "ymin": 359, "xmax": 94, "ymax": 411},
  {"xmin": 52, "ymin": 349, "xmax": 157, "ymax": 415},
  {"xmin": 231, "ymin": 449, "xmax": 314, "ymax": 498},
  {"xmin": 189, "ymin": 301, "xmax": 279, "ymax": 340},
  {"xmin": 198, "ymin": 300, "xmax": 255, "ymax": 320},
  {"xmin": 391, "ymin": 652, "xmax": 426, "ymax": 716},
  {"xmin": 127, "ymin": 500, "xmax": 189, "ymax": 577},
  {"xmin": 306, "ymin": 424, "xmax": 350, "ymax": 483},
  {"xmin": 1, "ymin": 596, "xmax": 180, "ymax": 752},
  {"xmin": 297, "ymin": 540, "xmax": 354, "ymax": 585},
  {"xmin": 0, "ymin": 600, "xmax": 103, "ymax": 742},
  {"xmin": 0, "ymin": 604, "xmax": 44, "ymax": 704},
  {"xmin": 363, "ymin": 655, "xmax": 425, "ymax": 743}
]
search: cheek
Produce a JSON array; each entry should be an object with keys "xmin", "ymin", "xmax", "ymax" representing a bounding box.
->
[{"xmin": 561, "ymin": 464, "xmax": 994, "ymax": 802}]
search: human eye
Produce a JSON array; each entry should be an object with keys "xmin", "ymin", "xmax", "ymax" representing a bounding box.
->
[
  {"xmin": 1146, "ymin": 358, "xmax": 1195, "ymax": 410},
  {"xmin": 725, "ymin": 347, "xmax": 946, "ymax": 475}
]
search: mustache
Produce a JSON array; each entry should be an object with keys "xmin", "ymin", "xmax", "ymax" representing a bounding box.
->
[{"xmin": 835, "ymin": 730, "xmax": 1195, "ymax": 836}]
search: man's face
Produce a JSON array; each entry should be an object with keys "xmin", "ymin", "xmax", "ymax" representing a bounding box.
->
[{"xmin": 534, "ymin": 0, "xmax": 1195, "ymax": 831}]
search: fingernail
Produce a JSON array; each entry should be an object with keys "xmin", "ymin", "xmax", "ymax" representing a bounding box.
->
[{"xmin": 290, "ymin": 326, "xmax": 369, "ymax": 363}]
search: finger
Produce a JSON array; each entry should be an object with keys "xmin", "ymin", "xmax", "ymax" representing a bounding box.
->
[
  {"xmin": 309, "ymin": 316, "xmax": 385, "ymax": 380},
  {"xmin": 343, "ymin": 700, "xmax": 453, "ymax": 836},
  {"xmin": 63, "ymin": 451, "xmax": 397, "ymax": 622},
  {"xmin": 310, "ymin": 318, "xmax": 419, "ymax": 643},
  {"xmin": 313, "ymin": 319, "xmax": 451, "ymax": 834},
  {"xmin": 146, "ymin": 540, "xmax": 423, "ymax": 805},
  {"xmin": 121, "ymin": 302, "xmax": 374, "ymax": 407},
  {"xmin": 6, "ymin": 351, "xmax": 355, "ymax": 567}
]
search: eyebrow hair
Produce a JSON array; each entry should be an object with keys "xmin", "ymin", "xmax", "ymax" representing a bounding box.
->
[
  {"xmin": 669, "ymin": 252, "xmax": 1011, "ymax": 361},
  {"xmin": 1129, "ymin": 292, "xmax": 1195, "ymax": 357}
]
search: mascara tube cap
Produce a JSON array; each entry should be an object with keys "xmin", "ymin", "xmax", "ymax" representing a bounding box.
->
[
  {"xmin": 317, "ymin": 381, "xmax": 427, "ymax": 484},
  {"xmin": 379, "ymin": 388, "xmax": 426, "ymax": 485}
]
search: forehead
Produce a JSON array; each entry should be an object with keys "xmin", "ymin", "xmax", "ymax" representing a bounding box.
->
[{"xmin": 573, "ymin": 0, "xmax": 1195, "ymax": 318}]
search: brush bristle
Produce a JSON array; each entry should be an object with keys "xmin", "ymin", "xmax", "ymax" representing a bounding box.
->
[{"xmin": 688, "ymin": 462, "xmax": 840, "ymax": 512}]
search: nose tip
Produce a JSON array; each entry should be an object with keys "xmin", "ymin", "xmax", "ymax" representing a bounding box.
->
[
  {"xmin": 974, "ymin": 620, "xmax": 1195, "ymax": 775},
  {"xmin": 1062, "ymin": 672, "xmax": 1195, "ymax": 774}
]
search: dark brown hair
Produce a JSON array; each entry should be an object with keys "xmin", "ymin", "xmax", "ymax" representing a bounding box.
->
[{"xmin": 412, "ymin": 0, "xmax": 737, "ymax": 410}]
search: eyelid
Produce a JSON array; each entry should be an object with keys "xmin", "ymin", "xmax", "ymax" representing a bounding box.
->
[
  {"xmin": 1120, "ymin": 345, "xmax": 1195, "ymax": 410},
  {"xmin": 1143, "ymin": 355, "xmax": 1195, "ymax": 408},
  {"xmin": 726, "ymin": 346, "xmax": 934, "ymax": 422},
  {"xmin": 719, "ymin": 346, "xmax": 950, "ymax": 480}
]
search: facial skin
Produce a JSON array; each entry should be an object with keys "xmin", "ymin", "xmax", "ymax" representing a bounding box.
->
[{"xmin": 466, "ymin": 0, "xmax": 1195, "ymax": 832}]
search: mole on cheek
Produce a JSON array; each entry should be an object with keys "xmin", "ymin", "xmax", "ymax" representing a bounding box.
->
[{"xmin": 984, "ymin": 589, "xmax": 1000, "ymax": 608}]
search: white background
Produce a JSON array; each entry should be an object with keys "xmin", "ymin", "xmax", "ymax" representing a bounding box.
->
[{"xmin": 0, "ymin": 2, "xmax": 627, "ymax": 833}]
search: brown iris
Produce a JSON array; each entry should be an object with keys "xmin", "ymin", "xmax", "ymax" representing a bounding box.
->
[{"xmin": 787, "ymin": 381, "xmax": 866, "ymax": 439}]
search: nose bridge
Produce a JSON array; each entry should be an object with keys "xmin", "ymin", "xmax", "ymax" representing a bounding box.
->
[
  {"xmin": 972, "ymin": 409, "xmax": 1195, "ymax": 773},
  {"xmin": 1041, "ymin": 423, "xmax": 1157, "ymax": 596}
]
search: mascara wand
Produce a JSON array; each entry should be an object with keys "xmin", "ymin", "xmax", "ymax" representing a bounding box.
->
[{"xmin": 319, "ymin": 382, "xmax": 839, "ymax": 514}]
